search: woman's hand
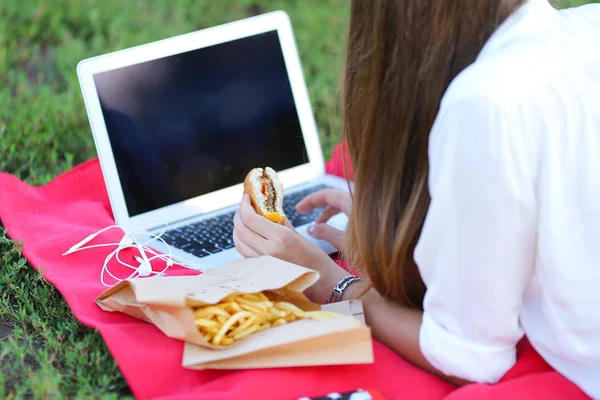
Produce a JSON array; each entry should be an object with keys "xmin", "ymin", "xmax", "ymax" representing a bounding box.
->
[
  {"xmin": 232, "ymin": 194, "xmax": 324, "ymax": 264},
  {"xmin": 295, "ymin": 188, "xmax": 352, "ymax": 251},
  {"xmin": 233, "ymin": 194, "xmax": 349, "ymax": 302}
]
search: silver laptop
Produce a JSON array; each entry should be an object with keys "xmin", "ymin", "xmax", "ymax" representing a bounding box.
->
[{"xmin": 76, "ymin": 11, "xmax": 349, "ymax": 269}]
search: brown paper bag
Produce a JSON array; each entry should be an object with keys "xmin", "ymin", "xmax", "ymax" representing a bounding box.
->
[
  {"xmin": 184, "ymin": 295, "xmax": 371, "ymax": 370},
  {"xmin": 96, "ymin": 256, "xmax": 373, "ymax": 369}
]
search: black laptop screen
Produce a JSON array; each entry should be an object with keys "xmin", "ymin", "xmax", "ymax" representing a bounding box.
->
[{"xmin": 93, "ymin": 30, "xmax": 309, "ymax": 217}]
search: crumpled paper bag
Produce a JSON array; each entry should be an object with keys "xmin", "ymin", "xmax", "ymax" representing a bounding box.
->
[{"xmin": 96, "ymin": 256, "xmax": 373, "ymax": 369}]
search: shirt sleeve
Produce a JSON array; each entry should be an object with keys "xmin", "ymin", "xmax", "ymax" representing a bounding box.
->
[{"xmin": 415, "ymin": 96, "xmax": 538, "ymax": 383}]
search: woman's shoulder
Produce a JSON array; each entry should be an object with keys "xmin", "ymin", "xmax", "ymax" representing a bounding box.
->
[
  {"xmin": 559, "ymin": 3, "xmax": 600, "ymax": 34},
  {"xmin": 443, "ymin": 4, "xmax": 600, "ymax": 110}
]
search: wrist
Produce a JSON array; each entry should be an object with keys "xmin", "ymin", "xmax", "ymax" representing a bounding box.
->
[
  {"xmin": 327, "ymin": 275, "xmax": 362, "ymax": 303},
  {"xmin": 340, "ymin": 278, "xmax": 367, "ymax": 301},
  {"xmin": 305, "ymin": 260, "xmax": 348, "ymax": 304}
]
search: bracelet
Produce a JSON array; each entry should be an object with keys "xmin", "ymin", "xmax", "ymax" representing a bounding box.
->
[{"xmin": 326, "ymin": 275, "xmax": 362, "ymax": 304}]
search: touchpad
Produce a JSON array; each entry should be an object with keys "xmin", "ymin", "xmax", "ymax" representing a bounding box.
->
[{"xmin": 327, "ymin": 212, "xmax": 349, "ymax": 232}]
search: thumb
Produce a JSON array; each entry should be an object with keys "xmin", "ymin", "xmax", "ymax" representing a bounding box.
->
[{"xmin": 307, "ymin": 223, "xmax": 343, "ymax": 251}]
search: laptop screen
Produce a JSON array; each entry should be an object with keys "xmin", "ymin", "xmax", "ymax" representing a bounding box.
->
[{"xmin": 93, "ymin": 30, "xmax": 309, "ymax": 217}]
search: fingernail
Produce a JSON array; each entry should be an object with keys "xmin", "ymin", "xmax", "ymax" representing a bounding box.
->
[{"xmin": 307, "ymin": 225, "xmax": 315, "ymax": 235}]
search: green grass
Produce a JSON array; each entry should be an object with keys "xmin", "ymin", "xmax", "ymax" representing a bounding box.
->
[
  {"xmin": 0, "ymin": 0, "xmax": 597, "ymax": 398},
  {"xmin": 0, "ymin": 1, "xmax": 349, "ymax": 398}
]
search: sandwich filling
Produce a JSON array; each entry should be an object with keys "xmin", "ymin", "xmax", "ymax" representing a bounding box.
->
[
  {"xmin": 248, "ymin": 166, "xmax": 284, "ymax": 222},
  {"xmin": 260, "ymin": 174, "xmax": 276, "ymax": 213}
]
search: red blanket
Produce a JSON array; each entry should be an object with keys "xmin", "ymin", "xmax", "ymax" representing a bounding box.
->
[{"xmin": 0, "ymin": 142, "xmax": 588, "ymax": 400}]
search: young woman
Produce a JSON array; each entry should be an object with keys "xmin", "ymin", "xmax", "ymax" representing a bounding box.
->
[{"xmin": 233, "ymin": 0, "xmax": 600, "ymax": 397}]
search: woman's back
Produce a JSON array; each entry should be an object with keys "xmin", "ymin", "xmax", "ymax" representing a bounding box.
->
[
  {"xmin": 523, "ymin": 3, "xmax": 600, "ymax": 393},
  {"xmin": 416, "ymin": 1, "xmax": 600, "ymax": 397}
]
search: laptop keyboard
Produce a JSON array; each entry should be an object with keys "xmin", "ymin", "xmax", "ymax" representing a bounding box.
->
[{"xmin": 160, "ymin": 185, "xmax": 330, "ymax": 259}]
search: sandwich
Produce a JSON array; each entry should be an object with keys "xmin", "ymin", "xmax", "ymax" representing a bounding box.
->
[{"xmin": 243, "ymin": 167, "xmax": 286, "ymax": 224}]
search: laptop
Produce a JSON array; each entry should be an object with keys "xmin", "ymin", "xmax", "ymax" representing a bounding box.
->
[{"xmin": 76, "ymin": 11, "xmax": 350, "ymax": 269}]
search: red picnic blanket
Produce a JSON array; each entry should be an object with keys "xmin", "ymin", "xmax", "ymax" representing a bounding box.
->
[{"xmin": 0, "ymin": 142, "xmax": 589, "ymax": 400}]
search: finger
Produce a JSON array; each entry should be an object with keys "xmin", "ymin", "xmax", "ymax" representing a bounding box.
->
[
  {"xmin": 307, "ymin": 223, "xmax": 344, "ymax": 250},
  {"xmin": 233, "ymin": 208, "xmax": 270, "ymax": 254},
  {"xmin": 316, "ymin": 206, "xmax": 340, "ymax": 224},
  {"xmin": 296, "ymin": 189, "xmax": 351, "ymax": 216},
  {"xmin": 239, "ymin": 194, "xmax": 286, "ymax": 239},
  {"xmin": 232, "ymin": 231, "xmax": 260, "ymax": 258}
]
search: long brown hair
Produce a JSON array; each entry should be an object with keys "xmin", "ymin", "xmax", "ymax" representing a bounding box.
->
[{"xmin": 342, "ymin": 0, "xmax": 525, "ymax": 308}]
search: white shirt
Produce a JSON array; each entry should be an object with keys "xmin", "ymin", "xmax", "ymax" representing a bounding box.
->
[{"xmin": 415, "ymin": 0, "xmax": 600, "ymax": 398}]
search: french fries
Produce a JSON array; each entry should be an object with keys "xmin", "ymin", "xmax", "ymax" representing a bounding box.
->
[{"xmin": 189, "ymin": 292, "xmax": 343, "ymax": 346}]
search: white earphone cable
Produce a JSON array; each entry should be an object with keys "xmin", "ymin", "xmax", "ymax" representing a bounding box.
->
[{"xmin": 63, "ymin": 223, "xmax": 208, "ymax": 286}]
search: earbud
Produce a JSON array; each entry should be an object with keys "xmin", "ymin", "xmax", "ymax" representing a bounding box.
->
[
  {"xmin": 134, "ymin": 256, "xmax": 153, "ymax": 277},
  {"xmin": 120, "ymin": 234, "xmax": 134, "ymax": 247}
]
